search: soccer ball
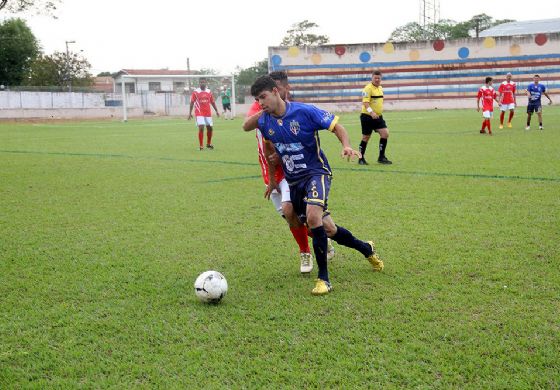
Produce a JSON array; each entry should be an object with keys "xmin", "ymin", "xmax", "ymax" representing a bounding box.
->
[{"xmin": 194, "ymin": 271, "xmax": 228, "ymax": 303}]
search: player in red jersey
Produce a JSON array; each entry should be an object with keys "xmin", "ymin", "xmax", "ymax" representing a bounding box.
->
[
  {"xmin": 498, "ymin": 72, "xmax": 517, "ymax": 129},
  {"xmin": 477, "ymin": 77, "xmax": 499, "ymax": 135},
  {"xmin": 188, "ymin": 78, "xmax": 220, "ymax": 150},
  {"xmin": 243, "ymin": 71, "xmax": 334, "ymax": 273}
]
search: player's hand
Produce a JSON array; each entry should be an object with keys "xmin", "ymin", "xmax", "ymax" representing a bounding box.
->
[
  {"xmin": 370, "ymin": 113, "xmax": 379, "ymax": 119},
  {"xmin": 187, "ymin": 114, "xmax": 193, "ymax": 120},
  {"xmin": 341, "ymin": 147, "xmax": 361, "ymax": 162},
  {"xmin": 549, "ymin": 100, "xmax": 553, "ymax": 105},
  {"xmin": 267, "ymin": 152, "xmax": 280, "ymax": 167},
  {"xmin": 477, "ymin": 107, "xmax": 480, "ymax": 112},
  {"xmin": 216, "ymin": 112, "xmax": 220, "ymax": 118},
  {"xmin": 264, "ymin": 182, "xmax": 279, "ymax": 200}
]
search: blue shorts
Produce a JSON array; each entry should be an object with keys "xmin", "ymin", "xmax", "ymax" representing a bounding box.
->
[
  {"xmin": 289, "ymin": 175, "xmax": 331, "ymax": 224},
  {"xmin": 527, "ymin": 102, "xmax": 542, "ymax": 113}
]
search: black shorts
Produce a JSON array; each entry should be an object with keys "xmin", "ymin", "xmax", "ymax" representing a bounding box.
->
[
  {"xmin": 360, "ymin": 113, "xmax": 387, "ymax": 135},
  {"xmin": 222, "ymin": 102, "xmax": 231, "ymax": 111},
  {"xmin": 527, "ymin": 103, "xmax": 542, "ymax": 113}
]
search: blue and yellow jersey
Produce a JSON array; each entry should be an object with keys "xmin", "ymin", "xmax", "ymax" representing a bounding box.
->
[
  {"xmin": 258, "ymin": 101, "xmax": 339, "ymax": 184},
  {"xmin": 527, "ymin": 83, "xmax": 546, "ymax": 103},
  {"xmin": 361, "ymin": 83, "xmax": 384, "ymax": 115}
]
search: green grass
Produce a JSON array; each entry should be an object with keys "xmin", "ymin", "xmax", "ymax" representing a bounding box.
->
[{"xmin": 1, "ymin": 108, "xmax": 559, "ymax": 388}]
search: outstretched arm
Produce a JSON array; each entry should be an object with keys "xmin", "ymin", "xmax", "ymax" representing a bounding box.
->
[
  {"xmin": 332, "ymin": 123, "xmax": 361, "ymax": 161},
  {"xmin": 242, "ymin": 110, "xmax": 263, "ymax": 131}
]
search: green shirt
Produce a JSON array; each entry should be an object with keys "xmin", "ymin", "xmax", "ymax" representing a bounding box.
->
[{"xmin": 221, "ymin": 89, "xmax": 231, "ymax": 104}]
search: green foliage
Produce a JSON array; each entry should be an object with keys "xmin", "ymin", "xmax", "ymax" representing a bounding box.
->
[
  {"xmin": 1, "ymin": 109, "xmax": 559, "ymax": 387},
  {"xmin": 280, "ymin": 19, "xmax": 329, "ymax": 47},
  {"xmin": 234, "ymin": 59, "xmax": 268, "ymax": 103},
  {"xmin": 25, "ymin": 50, "xmax": 93, "ymax": 88},
  {"xmin": 0, "ymin": 18, "xmax": 39, "ymax": 86},
  {"xmin": 389, "ymin": 13, "xmax": 516, "ymax": 42},
  {"xmin": 0, "ymin": 0, "xmax": 60, "ymax": 17}
]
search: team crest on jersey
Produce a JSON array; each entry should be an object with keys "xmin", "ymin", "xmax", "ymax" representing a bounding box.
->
[
  {"xmin": 289, "ymin": 120, "xmax": 300, "ymax": 135},
  {"xmin": 277, "ymin": 119, "xmax": 283, "ymax": 126},
  {"xmin": 268, "ymin": 129, "xmax": 274, "ymax": 136}
]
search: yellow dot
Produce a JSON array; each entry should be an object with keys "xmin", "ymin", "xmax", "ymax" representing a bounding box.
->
[
  {"xmin": 409, "ymin": 49, "xmax": 420, "ymax": 61},
  {"xmin": 288, "ymin": 47, "xmax": 300, "ymax": 57},
  {"xmin": 510, "ymin": 44, "xmax": 521, "ymax": 55},
  {"xmin": 311, "ymin": 53, "xmax": 322, "ymax": 65},
  {"xmin": 383, "ymin": 42, "xmax": 394, "ymax": 54},
  {"xmin": 483, "ymin": 37, "xmax": 496, "ymax": 48}
]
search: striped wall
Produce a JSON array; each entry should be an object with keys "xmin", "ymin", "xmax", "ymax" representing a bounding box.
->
[{"xmin": 268, "ymin": 33, "xmax": 560, "ymax": 104}]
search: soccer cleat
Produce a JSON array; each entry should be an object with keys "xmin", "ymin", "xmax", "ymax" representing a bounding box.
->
[
  {"xmin": 311, "ymin": 279, "xmax": 333, "ymax": 295},
  {"xmin": 206, "ymin": 144, "xmax": 214, "ymax": 150},
  {"xmin": 499, "ymin": 124, "xmax": 504, "ymax": 129},
  {"xmin": 480, "ymin": 130, "xmax": 486, "ymax": 134},
  {"xmin": 377, "ymin": 156, "xmax": 392, "ymax": 165},
  {"xmin": 199, "ymin": 146, "xmax": 204, "ymax": 151},
  {"xmin": 366, "ymin": 241, "xmax": 384, "ymax": 272},
  {"xmin": 539, "ymin": 126, "xmax": 543, "ymax": 130},
  {"xmin": 507, "ymin": 122, "xmax": 512, "ymax": 128},
  {"xmin": 525, "ymin": 126, "xmax": 530, "ymax": 130},
  {"xmin": 327, "ymin": 238, "xmax": 335, "ymax": 261},
  {"xmin": 358, "ymin": 158, "xmax": 369, "ymax": 165},
  {"xmin": 300, "ymin": 252, "xmax": 313, "ymax": 274}
]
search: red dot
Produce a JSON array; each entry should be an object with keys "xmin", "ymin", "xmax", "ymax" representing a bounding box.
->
[
  {"xmin": 335, "ymin": 45, "xmax": 346, "ymax": 56},
  {"xmin": 433, "ymin": 40, "xmax": 445, "ymax": 51},
  {"xmin": 535, "ymin": 34, "xmax": 548, "ymax": 46}
]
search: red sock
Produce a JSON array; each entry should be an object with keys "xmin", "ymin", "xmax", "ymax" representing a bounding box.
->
[
  {"xmin": 481, "ymin": 120, "xmax": 487, "ymax": 131},
  {"xmin": 290, "ymin": 225, "xmax": 310, "ymax": 253},
  {"xmin": 508, "ymin": 111, "xmax": 514, "ymax": 123},
  {"xmin": 487, "ymin": 119, "xmax": 492, "ymax": 134},
  {"xmin": 198, "ymin": 130, "xmax": 203, "ymax": 147},
  {"xmin": 207, "ymin": 130, "xmax": 213, "ymax": 145},
  {"xmin": 500, "ymin": 112, "xmax": 505, "ymax": 124}
]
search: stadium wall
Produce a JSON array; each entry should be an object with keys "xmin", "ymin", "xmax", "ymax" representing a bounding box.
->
[{"xmin": 268, "ymin": 33, "xmax": 560, "ymax": 110}]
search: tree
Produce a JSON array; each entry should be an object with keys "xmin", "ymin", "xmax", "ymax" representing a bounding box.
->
[
  {"xmin": 280, "ymin": 20, "xmax": 329, "ymax": 47},
  {"xmin": 234, "ymin": 59, "xmax": 268, "ymax": 104},
  {"xmin": 0, "ymin": 0, "xmax": 60, "ymax": 17},
  {"xmin": 25, "ymin": 50, "xmax": 93, "ymax": 89},
  {"xmin": 0, "ymin": 18, "xmax": 39, "ymax": 86}
]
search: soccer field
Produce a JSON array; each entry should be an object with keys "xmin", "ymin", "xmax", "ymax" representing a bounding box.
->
[{"xmin": 1, "ymin": 108, "xmax": 559, "ymax": 388}]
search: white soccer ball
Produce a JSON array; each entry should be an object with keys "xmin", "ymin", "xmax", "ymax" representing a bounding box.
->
[{"xmin": 194, "ymin": 271, "xmax": 228, "ymax": 303}]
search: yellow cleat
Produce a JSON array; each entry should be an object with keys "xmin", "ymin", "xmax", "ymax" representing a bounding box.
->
[
  {"xmin": 507, "ymin": 122, "xmax": 512, "ymax": 128},
  {"xmin": 499, "ymin": 124, "xmax": 504, "ymax": 129},
  {"xmin": 367, "ymin": 241, "xmax": 384, "ymax": 272},
  {"xmin": 311, "ymin": 279, "xmax": 333, "ymax": 295}
]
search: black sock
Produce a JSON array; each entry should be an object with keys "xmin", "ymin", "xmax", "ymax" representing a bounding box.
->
[
  {"xmin": 379, "ymin": 138, "xmax": 388, "ymax": 159},
  {"xmin": 331, "ymin": 225, "xmax": 372, "ymax": 257},
  {"xmin": 539, "ymin": 122, "xmax": 543, "ymax": 127},
  {"xmin": 359, "ymin": 141, "xmax": 368, "ymax": 159},
  {"xmin": 311, "ymin": 226, "xmax": 329, "ymax": 282}
]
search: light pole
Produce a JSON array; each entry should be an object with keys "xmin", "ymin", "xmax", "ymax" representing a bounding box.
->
[{"xmin": 65, "ymin": 40, "xmax": 75, "ymax": 92}]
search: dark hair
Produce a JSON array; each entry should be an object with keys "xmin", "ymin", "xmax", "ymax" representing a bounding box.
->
[
  {"xmin": 373, "ymin": 70, "xmax": 382, "ymax": 76},
  {"xmin": 251, "ymin": 75, "xmax": 277, "ymax": 97},
  {"xmin": 485, "ymin": 76, "xmax": 493, "ymax": 84},
  {"xmin": 269, "ymin": 71, "xmax": 288, "ymax": 84},
  {"xmin": 534, "ymin": 74, "xmax": 540, "ymax": 78}
]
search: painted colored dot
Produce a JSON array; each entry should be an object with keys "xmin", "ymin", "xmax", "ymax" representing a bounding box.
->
[
  {"xmin": 510, "ymin": 44, "xmax": 521, "ymax": 55},
  {"xmin": 409, "ymin": 49, "xmax": 420, "ymax": 61},
  {"xmin": 311, "ymin": 53, "xmax": 322, "ymax": 65},
  {"xmin": 287, "ymin": 47, "xmax": 299, "ymax": 57},
  {"xmin": 433, "ymin": 40, "xmax": 445, "ymax": 51},
  {"xmin": 359, "ymin": 52, "xmax": 371, "ymax": 63},
  {"xmin": 334, "ymin": 45, "xmax": 346, "ymax": 56},
  {"xmin": 535, "ymin": 34, "xmax": 548, "ymax": 46},
  {"xmin": 271, "ymin": 55, "xmax": 282, "ymax": 66},
  {"xmin": 483, "ymin": 37, "xmax": 496, "ymax": 49},
  {"xmin": 383, "ymin": 42, "xmax": 395, "ymax": 54},
  {"xmin": 458, "ymin": 47, "xmax": 470, "ymax": 59}
]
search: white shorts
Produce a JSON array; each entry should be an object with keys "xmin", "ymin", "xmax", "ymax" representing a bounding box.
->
[
  {"xmin": 482, "ymin": 111, "xmax": 493, "ymax": 119},
  {"xmin": 500, "ymin": 103, "xmax": 515, "ymax": 111},
  {"xmin": 196, "ymin": 116, "xmax": 213, "ymax": 126},
  {"xmin": 269, "ymin": 178, "xmax": 291, "ymax": 216}
]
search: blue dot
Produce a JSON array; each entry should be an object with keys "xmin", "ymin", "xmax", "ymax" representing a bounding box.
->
[
  {"xmin": 458, "ymin": 47, "xmax": 470, "ymax": 59},
  {"xmin": 359, "ymin": 52, "xmax": 371, "ymax": 63},
  {"xmin": 271, "ymin": 55, "xmax": 282, "ymax": 66}
]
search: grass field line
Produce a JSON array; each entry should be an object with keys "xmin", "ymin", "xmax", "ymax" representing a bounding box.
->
[{"xmin": 3, "ymin": 148, "xmax": 558, "ymax": 183}]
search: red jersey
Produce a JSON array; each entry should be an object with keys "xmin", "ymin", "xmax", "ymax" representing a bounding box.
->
[
  {"xmin": 477, "ymin": 86, "xmax": 497, "ymax": 112},
  {"xmin": 247, "ymin": 101, "xmax": 285, "ymax": 185},
  {"xmin": 498, "ymin": 81, "xmax": 516, "ymax": 104},
  {"xmin": 190, "ymin": 88, "xmax": 215, "ymax": 117}
]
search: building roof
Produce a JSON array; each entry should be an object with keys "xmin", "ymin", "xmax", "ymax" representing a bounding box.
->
[
  {"xmin": 480, "ymin": 18, "xmax": 560, "ymax": 37},
  {"xmin": 118, "ymin": 69, "xmax": 194, "ymax": 76}
]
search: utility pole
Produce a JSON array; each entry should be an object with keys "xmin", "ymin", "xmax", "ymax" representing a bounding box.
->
[
  {"xmin": 65, "ymin": 40, "xmax": 75, "ymax": 92},
  {"xmin": 187, "ymin": 57, "xmax": 191, "ymax": 92}
]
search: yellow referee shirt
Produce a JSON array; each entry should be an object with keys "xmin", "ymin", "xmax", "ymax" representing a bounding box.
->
[{"xmin": 361, "ymin": 83, "xmax": 384, "ymax": 115}]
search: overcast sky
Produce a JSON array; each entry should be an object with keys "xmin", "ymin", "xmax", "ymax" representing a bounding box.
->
[{"xmin": 7, "ymin": 0, "xmax": 559, "ymax": 75}]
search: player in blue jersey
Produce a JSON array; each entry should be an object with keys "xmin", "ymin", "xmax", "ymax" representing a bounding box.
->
[
  {"xmin": 250, "ymin": 75, "xmax": 384, "ymax": 296},
  {"xmin": 525, "ymin": 75, "xmax": 553, "ymax": 130}
]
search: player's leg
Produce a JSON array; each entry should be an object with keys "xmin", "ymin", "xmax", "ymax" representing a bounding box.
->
[
  {"xmin": 377, "ymin": 125, "xmax": 392, "ymax": 164},
  {"xmin": 358, "ymin": 114, "xmax": 373, "ymax": 165},
  {"xmin": 526, "ymin": 108, "xmax": 532, "ymax": 130},
  {"xmin": 537, "ymin": 108, "xmax": 543, "ymax": 130},
  {"xmin": 486, "ymin": 112, "xmax": 493, "ymax": 135},
  {"xmin": 205, "ymin": 117, "xmax": 214, "ymax": 148},
  {"xmin": 508, "ymin": 106, "xmax": 515, "ymax": 127},
  {"xmin": 196, "ymin": 118, "xmax": 205, "ymax": 150},
  {"xmin": 499, "ymin": 106, "xmax": 506, "ymax": 128}
]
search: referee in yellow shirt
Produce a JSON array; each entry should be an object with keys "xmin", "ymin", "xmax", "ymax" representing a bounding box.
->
[{"xmin": 359, "ymin": 70, "xmax": 392, "ymax": 165}]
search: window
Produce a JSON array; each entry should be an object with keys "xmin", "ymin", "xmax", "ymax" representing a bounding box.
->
[
  {"xmin": 149, "ymin": 82, "xmax": 161, "ymax": 91},
  {"xmin": 174, "ymin": 82, "xmax": 185, "ymax": 92}
]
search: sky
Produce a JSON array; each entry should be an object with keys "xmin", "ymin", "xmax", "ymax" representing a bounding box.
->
[{"xmin": 7, "ymin": 0, "xmax": 559, "ymax": 76}]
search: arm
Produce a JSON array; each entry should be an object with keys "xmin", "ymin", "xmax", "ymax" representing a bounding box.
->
[
  {"xmin": 476, "ymin": 97, "xmax": 481, "ymax": 112},
  {"xmin": 188, "ymin": 100, "xmax": 194, "ymax": 120},
  {"xmin": 332, "ymin": 123, "xmax": 361, "ymax": 161},
  {"xmin": 242, "ymin": 110, "xmax": 263, "ymax": 131},
  {"xmin": 362, "ymin": 101, "xmax": 378, "ymax": 119},
  {"xmin": 263, "ymin": 140, "xmax": 279, "ymax": 199},
  {"xmin": 211, "ymin": 101, "xmax": 220, "ymax": 117},
  {"xmin": 543, "ymin": 91, "xmax": 553, "ymax": 104}
]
